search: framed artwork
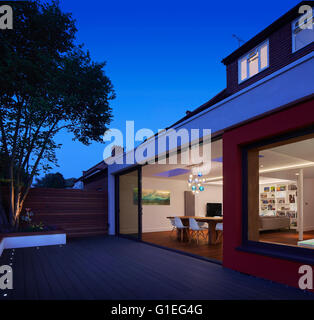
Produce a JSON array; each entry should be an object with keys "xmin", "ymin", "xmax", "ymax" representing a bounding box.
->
[{"xmin": 133, "ymin": 188, "xmax": 171, "ymax": 205}]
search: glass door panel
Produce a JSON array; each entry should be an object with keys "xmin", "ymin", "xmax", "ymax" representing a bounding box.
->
[{"xmin": 118, "ymin": 168, "xmax": 141, "ymax": 239}]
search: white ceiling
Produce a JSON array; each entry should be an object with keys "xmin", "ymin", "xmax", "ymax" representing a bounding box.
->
[
  {"xmin": 142, "ymin": 137, "xmax": 314, "ymax": 182},
  {"xmin": 142, "ymin": 139, "xmax": 223, "ymax": 181},
  {"xmin": 260, "ymin": 137, "xmax": 314, "ymax": 180}
]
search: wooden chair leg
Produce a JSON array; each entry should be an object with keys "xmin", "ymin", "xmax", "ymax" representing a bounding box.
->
[{"xmin": 217, "ymin": 230, "xmax": 223, "ymax": 243}]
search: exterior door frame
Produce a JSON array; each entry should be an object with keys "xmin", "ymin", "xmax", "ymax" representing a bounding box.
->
[{"xmin": 115, "ymin": 165, "xmax": 142, "ymax": 241}]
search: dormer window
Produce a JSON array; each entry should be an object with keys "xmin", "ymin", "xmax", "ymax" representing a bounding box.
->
[
  {"xmin": 238, "ymin": 40, "xmax": 269, "ymax": 83},
  {"xmin": 292, "ymin": 11, "xmax": 314, "ymax": 52}
]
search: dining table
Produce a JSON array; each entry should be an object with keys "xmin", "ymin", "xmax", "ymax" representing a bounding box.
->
[{"xmin": 167, "ymin": 216, "xmax": 223, "ymax": 245}]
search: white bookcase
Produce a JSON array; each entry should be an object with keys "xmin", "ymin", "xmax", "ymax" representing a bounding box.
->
[{"xmin": 260, "ymin": 183, "xmax": 298, "ymax": 229}]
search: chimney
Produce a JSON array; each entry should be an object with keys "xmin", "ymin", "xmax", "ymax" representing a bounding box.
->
[{"xmin": 111, "ymin": 145, "xmax": 124, "ymax": 157}]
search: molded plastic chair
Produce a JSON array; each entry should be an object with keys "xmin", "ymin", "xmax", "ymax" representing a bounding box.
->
[
  {"xmin": 189, "ymin": 218, "xmax": 208, "ymax": 244},
  {"xmin": 197, "ymin": 221, "xmax": 207, "ymax": 228},
  {"xmin": 169, "ymin": 218, "xmax": 177, "ymax": 237},
  {"xmin": 215, "ymin": 223, "xmax": 223, "ymax": 242},
  {"xmin": 174, "ymin": 217, "xmax": 188, "ymax": 241},
  {"xmin": 215, "ymin": 223, "xmax": 223, "ymax": 231}
]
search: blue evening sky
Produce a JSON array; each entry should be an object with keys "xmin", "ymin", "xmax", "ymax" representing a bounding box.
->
[{"xmin": 53, "ymin": 0, "xmax": 300, "ymax": 179}]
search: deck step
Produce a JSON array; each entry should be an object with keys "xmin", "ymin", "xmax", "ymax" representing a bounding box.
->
[{"xmin": 66, "ymin": 230, "xmax": 107, "ymax": 238}]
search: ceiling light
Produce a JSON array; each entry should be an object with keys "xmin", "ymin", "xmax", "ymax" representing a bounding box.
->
[
  {"xmin": 259, "ymin": 162, "xmax": 314, "ymax": 173},
  {"xmin": 191, "ymin": 163, "xmax": 211, "ymax": 176}
]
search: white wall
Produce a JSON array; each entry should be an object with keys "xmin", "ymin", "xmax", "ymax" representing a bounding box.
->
[
  {"xmin": 142, "ymin": 177, "xmax": 186, "ymax": 233},
  {"xmin": 142, "ymin": 178, "xmax": 222, "ymax": 232},
  {"xmin": 303, "ymin": 178, "xmax": 314, "ymax": 232},
  {"xmin": 195, "ymin": 185, "xmax": 223, "ymax": 217}
]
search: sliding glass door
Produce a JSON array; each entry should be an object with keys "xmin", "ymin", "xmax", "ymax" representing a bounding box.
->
[{"xmin": 116, "ymin": 167, "xmax": 142, "ymax": 240}]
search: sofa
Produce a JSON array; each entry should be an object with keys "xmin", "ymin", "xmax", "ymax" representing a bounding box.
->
[{"xmin": 259, "ymin": 216, "xmax": 290, "ymax": 231}]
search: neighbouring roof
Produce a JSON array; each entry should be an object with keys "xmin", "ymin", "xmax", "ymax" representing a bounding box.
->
[
  {"xmin": 221, "ymin": 1, "xmax": 311, "ymax": 65},
  {"xmin": 76, "ymin": 161, "xmax": 107, "ymax": 182}
]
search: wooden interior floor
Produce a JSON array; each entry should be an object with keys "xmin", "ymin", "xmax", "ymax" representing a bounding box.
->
[
  {"xmin": 142, "ymin": 230, "xmax": 314, "ymax": 262},
  {"xmin": 260, "ymin": 229, "xmax": 314, "ymax": 246},
  {"xmin": 142, "ymin": 230, "xmax": 223, "ymax": 262}
]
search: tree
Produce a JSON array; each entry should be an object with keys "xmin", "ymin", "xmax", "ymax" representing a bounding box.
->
[
  {"xmin": 65, "ymin": 178, "xmax": 76, "ymax": 188},
  {"xmin": 0, "ymin": 1, "xmax": 115, "ymax": 227},
  {"xmin": 34, "ymin": 172, "xmax": 76, "ymax": 189},
  {"xmin": 34, "ymin": 172, "xmax": 65, "ymax": 189}
]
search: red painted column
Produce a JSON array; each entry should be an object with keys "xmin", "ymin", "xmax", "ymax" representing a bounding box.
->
[{"xmin": 222, "ymin": 98, "xmax": 314, "ymax": 290}]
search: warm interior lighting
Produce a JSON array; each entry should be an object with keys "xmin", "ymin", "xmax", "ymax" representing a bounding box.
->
[{"xmin": 259, "ymin": 162, "xmax": 314, "ymax": 174}]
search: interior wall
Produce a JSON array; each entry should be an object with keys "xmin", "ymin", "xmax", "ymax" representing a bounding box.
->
[
  {"xmin": 142, "ymin": 177, "xmax": 186, "ymax": 233},
  {"xmin": 142, "ymin": 177, "xmax": 223, "ymax": 232},
  {"xmin": 195, "ymin": 185, "xmax": 223, "ymax": 216},
  {"xmin": 303, "ymin": 178, "xmax": 314, "ymax": 231}
]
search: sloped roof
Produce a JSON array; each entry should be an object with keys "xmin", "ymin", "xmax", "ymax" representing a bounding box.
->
[{"xmin": 222, "ymin": 1, "xmax": 310, "ymax": 65}]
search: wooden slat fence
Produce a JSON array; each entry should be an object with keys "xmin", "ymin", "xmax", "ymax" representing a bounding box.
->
[{"xmin": 22, "ymin": 188, "xmax": 108, "ymax": 238}]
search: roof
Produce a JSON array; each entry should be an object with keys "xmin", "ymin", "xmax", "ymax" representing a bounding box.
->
[
  {"xmin": 79, "ymin": 1, "xmax": 310, "ymax": 175},
  {"xmin": 169, "ymin": 89, "xmax": 229, "ymax": 129},
  {"xmin": 76, "ymin": 161, "xmax": 107, "ymax": 182},
  {"xmin": 221, "ymin": 1, "xmax": 311, "ymax": 65}
]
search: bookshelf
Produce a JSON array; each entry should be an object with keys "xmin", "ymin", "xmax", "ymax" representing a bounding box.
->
[{"xmin": 260, "ymin": 183, "xmax": 298, "ymax": 229}]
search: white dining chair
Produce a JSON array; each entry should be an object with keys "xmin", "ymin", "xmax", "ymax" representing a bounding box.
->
[
  {"xmin": 174, "ymin": 217, "xmax": 188, "ymax": 241},
  {"xmin": 215, "ymin": 223, "xmax": 223, "ymax": 231},
  {"xmin": 169, "ymin": 218, "xmax": 177, "ymax": 237},
  {"xmin": 189, "ymin": 218, "xmax": 208, "ymax": 244},
  {"xmin": 215, "ymin": 223, "xmax": 223, "ymax": 242}
]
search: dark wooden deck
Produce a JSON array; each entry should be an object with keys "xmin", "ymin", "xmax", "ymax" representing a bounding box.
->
[{"xmin": 0, "ymin": 236, "xmax": 313, "ymax": 300}]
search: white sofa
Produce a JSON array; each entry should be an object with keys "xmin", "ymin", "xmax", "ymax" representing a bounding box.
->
[{"xmin": 259, "ymin": 216, "xmax": 290, "ymax": 231}]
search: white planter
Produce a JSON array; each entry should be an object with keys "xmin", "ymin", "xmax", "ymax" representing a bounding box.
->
[{"xmin": 0, "ymin": 233, "xmax": 66, "ymax": 256}]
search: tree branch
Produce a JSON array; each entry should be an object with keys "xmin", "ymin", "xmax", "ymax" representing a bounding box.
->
[{"xmin": 0, "ymin": 114, "xmax": 9, "ymax": 155}]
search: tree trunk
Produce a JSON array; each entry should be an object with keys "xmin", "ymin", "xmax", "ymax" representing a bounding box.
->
[
  {"xmin": 0, "ymin": 189, "xmax": 8, "ymax": 226},
  {"xmin": 8, "ymin": 163, "xmax": 15, "ymax": 226}
]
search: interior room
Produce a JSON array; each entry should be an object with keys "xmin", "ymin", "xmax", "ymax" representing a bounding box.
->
[
  {"xmin": 253, "ymin": 135, "xmax": 314, "ymax": 248},
  {"xmin": 141, "ymin": 139, "xmax": 224, "ymax": 261}
]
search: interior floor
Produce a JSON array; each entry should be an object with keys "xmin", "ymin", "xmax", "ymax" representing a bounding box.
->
[
  {"xmin": 142, "ymin": 230, "xmax": 314, "ymax": 262},
  {"xmin": 142, "ymin": 230, "xmax": 223, "ymax": 261},
  {"xmin": 260, "ymin": 229, "xmax": 314, "ymax": 246}
]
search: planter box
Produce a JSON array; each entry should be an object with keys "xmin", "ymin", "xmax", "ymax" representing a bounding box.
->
[{"xmin": 0, "ymin": 231, "xmax": 66, "ymax": 256}]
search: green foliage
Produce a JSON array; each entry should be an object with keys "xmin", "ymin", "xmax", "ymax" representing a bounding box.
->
[
  {"xmin": 34, "ymin": 172, "xmax": 65, "ymax": 188},
  {"xmin": 34, "ymin": 172, "xmax": 75, "ymax": 189},
  {"xmin": 22, "ymin": 222, "xmax": 45, "ymax": 232},
  {"xmin": 0, "ymin": 1, "xmax": 115, "ymax": 225},
  {"xmin": 65, "ymin": 177, "xmax": 76, "ymax": 188}
]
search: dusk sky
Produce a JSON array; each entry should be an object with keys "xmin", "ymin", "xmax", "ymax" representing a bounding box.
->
[{"xmin": 53, "ymin": 0, "xmax": 301, "ymax": 179}]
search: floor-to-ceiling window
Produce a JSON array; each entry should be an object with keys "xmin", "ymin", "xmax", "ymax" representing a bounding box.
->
[
  {"xmin": 117, "ymin": 167, "xmax": 142, "ymax": 240},
  {"xmin": 245, "ymin": 128, "xmax": 314, "ymax": 249}
]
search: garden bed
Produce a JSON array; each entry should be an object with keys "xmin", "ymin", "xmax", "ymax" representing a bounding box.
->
[{"xmin": 0, "ymin": 229, "xmax": 66, "ymax": 256}]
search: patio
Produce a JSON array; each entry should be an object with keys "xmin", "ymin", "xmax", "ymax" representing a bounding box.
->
[{"xmin": 0, "ymin": 236, "xmax": 313, "ymax": 300}]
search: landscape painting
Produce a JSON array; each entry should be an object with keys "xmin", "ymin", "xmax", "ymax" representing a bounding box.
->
[{"xmin": 133, "ymin": 188, "xmax": 170, "ymax": 205}]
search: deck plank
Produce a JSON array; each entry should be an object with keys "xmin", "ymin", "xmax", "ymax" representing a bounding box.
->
[{"xmin": 0, "ymin": 236, "xmax": 313, "ymax": 300}]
